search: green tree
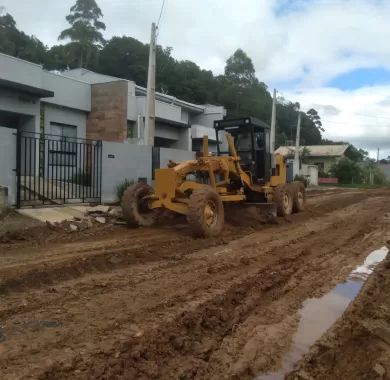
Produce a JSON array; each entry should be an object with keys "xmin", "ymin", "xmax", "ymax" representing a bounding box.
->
[
  {"xmin": 275, "ymin": 101, "xmax": 322, "ymax": 146},
  {"xmin": 98, "ymin": 36, "xmax": 149, "ymax": 84},
  {"xmin": 59, "ymin": 0, "xmax": 106, "ymax": 68},
  {"xmin": 45, "ymin": 43, "xmax": 84, "ymax": 70},
  {"xmin": 300, "ymin": 146, "xmax": 311, "ymax": 163},
  {"xmin": 330, "ymin": 158, "xmax": 363, "ymax": 183},
  {"xmin": 306, "ymin": 108, "xmax": 324, "ymax": 132},
  {"xmin": 0, "ymin": 12, "xmax": 47, "ymax": 64},
  {"xmin": 225, "ymin": 49, "xmax": 257, "ymax": 87},
  {"xmin": 220, "ymin": 49, "xmax": 273, "ymax": 120},
  {"xmin": 344, "ymin": 146, "xmax": 368, "ymax": 162}
]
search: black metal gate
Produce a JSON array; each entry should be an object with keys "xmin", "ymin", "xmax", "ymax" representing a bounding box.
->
[{"xmin": 16, "ymin": 131, "xmax": 102, "ymax": 208}]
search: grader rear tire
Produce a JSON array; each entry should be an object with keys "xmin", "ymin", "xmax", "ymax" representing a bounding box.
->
[
  {"xmin": 274, "ymin": 185, "xmax": 293, "ymax": 217},
  {"xmin": 121, "ymin": 183, "xmax": 157, "ymax": 227},
  {"xmin": 291, "ymin": 181, "xmax": 305, "ymax": 213},
  {"xmin": 187, "ymin": 186, "xmax": 224, "ymax": 237}
]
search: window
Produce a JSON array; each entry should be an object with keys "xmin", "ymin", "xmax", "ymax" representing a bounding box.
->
[
  {"xmin": 315, "ymin": 162, "xmax": 325, "ymax": 171},
  {"xmin": 49, "ymin": 122, "xmax": 78, "ymax": 166},
  {"xmin": 50, "ymin": 122, "xmax": 77, "ymax": 140},
  {"xmin": 127, "ymin": 120, "xmax": 136, "ymax": 138}
]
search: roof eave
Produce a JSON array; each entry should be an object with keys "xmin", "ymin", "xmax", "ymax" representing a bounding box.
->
[{"xmin": 0, "ymin": 78, "xmax": 54, "ymax": 98}]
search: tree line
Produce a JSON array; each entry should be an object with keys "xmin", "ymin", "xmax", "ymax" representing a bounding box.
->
[
  {"xmin": 0, "ymin": 0, "xmax": 328, "ymax": 148},
  {"xmin": 4, "ymin": 0, "xmax": 386, "ymax": 184}
]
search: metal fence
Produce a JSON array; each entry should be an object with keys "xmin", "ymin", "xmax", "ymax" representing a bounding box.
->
[{"xmin": 16, "ymin": 131, "xmax": 102, "ymax": 208}]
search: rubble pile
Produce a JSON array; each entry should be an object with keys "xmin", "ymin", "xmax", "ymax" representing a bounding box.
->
[{"xmin": 46, "ymin": 205, "xmax": 125, "ymax": 232}]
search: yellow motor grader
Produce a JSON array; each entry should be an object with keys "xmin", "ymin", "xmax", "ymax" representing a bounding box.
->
[{"xmin": 121, "ymin": 117, "xmax": 305, "ymax": 237}]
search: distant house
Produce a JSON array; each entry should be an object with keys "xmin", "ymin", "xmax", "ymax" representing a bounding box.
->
[{"xmin": 275, "ymin": 144, "xmax": 350, "ymax": 173}]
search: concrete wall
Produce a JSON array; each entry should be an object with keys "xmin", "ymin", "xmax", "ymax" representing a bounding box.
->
[
  {"xmin": 303, "ymin": 156, "xmax": 340, "ymax": 173},
  {"xmin": 101, "ymin": 141, "xmax": 152, "ymax": 203},
  {"xmin": 155, "ymin": 123, "xmax": 180, "ymax": 140},
  {"xmin": 171, "ymin": 128, "xmax": 192, "ymax": 151},
  {"xmin": 0, "ymin": 88, "xmax": 40, "ymax": 118},
  {"xmin": 160, "ymin": 147, "xmax": 195, "ymax": 169},
  {"xmin": 181, "ymin": 110, "xmax": 189, "ymax": 124},
  {"xmin": 301, "ymin": 164, "xmax": 319, "ymax": 186},
  {"xmin": 136, "ymin": 96, "xmax": 183, "ymax": 125},
  {"xmin": 192, "ymin": 139, "xmax": 217, "ymax": 153},
  {"xmin": 42, "ymin": 72, "xmax": 91, "ymax": 112},
  {"xmin": 0, "ymin": 87, "xmax": 42, "ymax": 141},
  {"xmin": 191, "ymin": 105, "xmax": 225, "ymax": 128},
  {"xmin": 101, "ymin": 142, "xmax": 195, "ymax": 202},
  {"xmin": 0, "ymin": 53, "xmax": 43, "ymax": 89},
  {"xmin": 87, "ymin": 81, "xmax": 128, "ymax": 142},
  {"xmin": 380, "ymin": 163, "xmax": 390, "ymax": 182},
  {"xmin": 0, "ymin": 127, "xmax": 16, "ymax": 205},
  {"xmin": 191, "ymin": 124, "xmax": 217, "ymax": 141},
  {"xmin": 127, "ymin": 94, "xmax": 138, "ymax": 121}
]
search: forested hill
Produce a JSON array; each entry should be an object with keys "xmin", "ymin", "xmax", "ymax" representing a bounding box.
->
[{"xmin": 0, "ymin": 6, "xmax": 324, "ymax": 146}]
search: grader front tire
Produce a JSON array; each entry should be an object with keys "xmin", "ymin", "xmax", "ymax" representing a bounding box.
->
[
  {"xmin": 274, "ymin": 185, "xmax": 293, "ymax": 217},
  {"xmin": 121, "ymin": 183, "xmax": 157, "ymax": 227},
  {"xmin": 187, "ymin": 187, "xmax": 224, "ymax": 237}
]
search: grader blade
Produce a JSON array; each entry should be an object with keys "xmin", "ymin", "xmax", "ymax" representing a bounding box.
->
[{"xmin": 241, "ymin": 202, "xmax": 277, "ymax": 217}]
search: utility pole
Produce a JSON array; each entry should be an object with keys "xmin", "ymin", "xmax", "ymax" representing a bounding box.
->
[
  {"xmin": 270, "ymin": 89, "xmax": 276, "ymax": 173},
  {"xmin": 293, "ymin": 112, "xmax": 301, "ymax": 178},
  {"xmin": 144, "ymin": 22, "xmax": 157, "ymax": 146},
  {"xmin": 377, "ymin": 147, "xmax": 380, "ymax": 162}
]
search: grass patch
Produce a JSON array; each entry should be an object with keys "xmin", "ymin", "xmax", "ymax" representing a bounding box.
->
[{"xmin": 116, "ymin": 178, "xmax": 134, "ymax": 201}]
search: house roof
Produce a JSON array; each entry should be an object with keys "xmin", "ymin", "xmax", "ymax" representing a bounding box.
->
[
  {"xmin": 0, "ymin": 78, "xmax": 54, "ymax": 98},
  {"xmin": 275, "ymin": 144, "xmax": 350, "ymax": 157},
  {"xmin": 62, "ymin": 68, "xmax": 207, "ymax": 114}
]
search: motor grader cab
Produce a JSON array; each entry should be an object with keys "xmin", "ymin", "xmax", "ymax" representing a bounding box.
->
[
  {"xmin": 215, "ymin": 117, "xmax": 271, "ymax": 187},
  {"xmin": 121, "ymin": 117, "xmax": 305, "ymax": 237}
]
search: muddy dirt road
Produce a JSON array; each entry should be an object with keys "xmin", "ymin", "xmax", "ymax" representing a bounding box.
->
[
  {"xmin": 0, "ymin": 188, "xmax": 389, "ymax": 379},
  {"xmin": 287, "ymin": 251, "xmax": 390, "ymax": 380}
]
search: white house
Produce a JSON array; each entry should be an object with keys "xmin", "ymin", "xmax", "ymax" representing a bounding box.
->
[{"xmin": 0, "ymin": 52, "xmax": 226, "ymax": 207}]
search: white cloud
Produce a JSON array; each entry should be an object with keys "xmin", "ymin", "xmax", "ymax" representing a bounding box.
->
[
  {"xmin": 5, "ymin": 0, "xmax": 390, "ymax": 85},
  {"xmin": 1, "ymin": 0, "xmax": 390, "ymax": 155},
  {"xmin": 283, "ymin": 85, "xmax": 390, "ymax": 159}
]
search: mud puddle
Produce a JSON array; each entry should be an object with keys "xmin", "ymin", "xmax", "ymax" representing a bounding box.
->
[{"xmin": 256, "ymin": 246, "xmax": 389, "ymax": 380}]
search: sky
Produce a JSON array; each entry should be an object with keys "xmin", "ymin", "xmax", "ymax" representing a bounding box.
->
[{"xmin": 1, "ymin": 0, "xmax": 390, "ymax": 159}]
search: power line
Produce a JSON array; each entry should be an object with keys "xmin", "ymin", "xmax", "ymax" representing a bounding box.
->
[
  {"xmin": 353, "ymin": 112, "xmax": 390, "ymax": 121},
  {"xmin": 321, "ymin": 119, "xmax": 386, "ymax": 128},
  {"xmin": 156, "ymin": 0, "xmax": 166, "ymax": 30}
]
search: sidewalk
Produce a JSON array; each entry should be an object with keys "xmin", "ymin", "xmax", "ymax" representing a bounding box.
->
[{"xmin": 17, "ymin": 206, "xmax": 89, "ymax": 224}]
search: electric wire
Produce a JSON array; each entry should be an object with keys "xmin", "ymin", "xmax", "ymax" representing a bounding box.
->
[{"xmin": 156, "ymin": 0, "xmax": 166, "ymax": 38}]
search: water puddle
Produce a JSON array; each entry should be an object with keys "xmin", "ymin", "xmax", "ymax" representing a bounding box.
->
[{"xmin": 256, "ymin": 246, "xmax": 389, "ymax": 380}]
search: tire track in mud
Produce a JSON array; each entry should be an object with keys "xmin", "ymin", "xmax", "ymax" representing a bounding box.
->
[
  {"xmin": 23, "ymin": 194, "xmax": 390, "ymax": 380},
  {"xmin": 0, "ymin": 191, "xmax": 378, "ymax": 323},
  {"xmin": 0, "ymin": 190, "xmax": 389, "ymax": 380},
  {"xmin": 0, "ymin": 189, "xmax": 374, "ymax": 297}
]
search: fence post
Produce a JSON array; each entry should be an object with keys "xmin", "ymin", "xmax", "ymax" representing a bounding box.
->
[
  {"xmin": 99, "ymin": 140, "xmax": 103, "ymax": 204},
  {"xmin": 15, "ymin": 130, "xmax": 21, "ymax": 209}
]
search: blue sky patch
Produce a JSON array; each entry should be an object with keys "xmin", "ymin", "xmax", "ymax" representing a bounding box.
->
[
  {"xmin": 327, "ymin": 67, "xmax": 390, "ymax": 90},
  {"xmin": 274, "ymin": 0, "xmax": 313, "ymax": 16}
]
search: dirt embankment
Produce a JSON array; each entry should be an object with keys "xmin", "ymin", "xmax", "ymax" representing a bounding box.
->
[
  {"xmin": 0, "ymin": 188, "xmax": 389, "ymax": 380},
  {"xmin": 287, "ymin": 247, "xmax": 390, "ymax": 380}
]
